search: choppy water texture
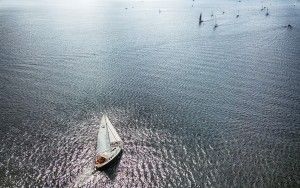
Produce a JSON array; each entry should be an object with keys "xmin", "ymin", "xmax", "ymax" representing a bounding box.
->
[{"xmin": 0, "ymin": 0, "xmax": 300, "ymax": 187}]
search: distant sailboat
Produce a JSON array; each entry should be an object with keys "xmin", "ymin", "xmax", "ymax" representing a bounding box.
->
[
  {"xmin": 266, "ymin": 8, "xmax": 269, "ymax": 16},
  {"xmin": 95, "ymin": 114, "xmax": 123, "ymax": 169},
  {"xmin": 285, "ymin": 24, "xmax": 293, "ymax": 29},
  {"xmin": 236, "ymin": 10, "xmax": 240, "ymax": 18},
  {"xmin": 214, "ymin": 15, "xmax": 218, "ymax": 29},
  {"xmin": 199, "ymin": 13, "xmax": 203, "ymax": 24}
]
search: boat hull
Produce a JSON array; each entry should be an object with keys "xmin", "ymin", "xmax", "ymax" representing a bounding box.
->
[{"xmin": 95, "ymin": 147, "xmax": 123, "ymax": 170}]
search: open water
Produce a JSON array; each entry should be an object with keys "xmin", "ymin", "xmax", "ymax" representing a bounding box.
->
[{"xmin": 0, "ymin": 0, "xmax": 299, "ymax": 187}]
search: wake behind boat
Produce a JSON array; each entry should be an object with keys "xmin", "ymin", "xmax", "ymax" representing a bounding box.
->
[{"xmin": 95, "ymin": 114, "xmax": 123, "ymax": 169}]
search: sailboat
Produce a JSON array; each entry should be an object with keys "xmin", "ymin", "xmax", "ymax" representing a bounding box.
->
[
  {"xmin": 236, "ymin": 10, "xmax": 240, "ymax": 18},
  {"xmin": 213, "ymin": 14, "xmax": 218, "ymax": 29},
  {"xmin": 265, "ymin": 8, "xmax": 269, "ymax": 16},
  {"xmin": 199, "ymin": 13, "xmax": 203, "ymax": 25},
  {"xmin": 95, "ymin": 114, "xmax": 123, "ymax": 169}
]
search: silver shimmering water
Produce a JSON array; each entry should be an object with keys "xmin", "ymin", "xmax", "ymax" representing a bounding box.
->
[{"xmin": 0, "ymin": 0, "xmax": 299, "ymax": 187}]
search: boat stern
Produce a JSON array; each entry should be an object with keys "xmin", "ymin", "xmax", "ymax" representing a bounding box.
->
[{"xmin": 95, "ymin": 147, "xmax": 123, "ymax": 169}]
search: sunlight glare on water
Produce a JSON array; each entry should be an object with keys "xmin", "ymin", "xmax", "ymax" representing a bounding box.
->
[{"xmin": 0, "ymin": 0, "xmax": 299, "ymax": 187}]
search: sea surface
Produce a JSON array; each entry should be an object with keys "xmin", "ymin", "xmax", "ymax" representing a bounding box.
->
[{"xmin": 0, "ymin": 0, "xmax": 299, "ymax": 187}]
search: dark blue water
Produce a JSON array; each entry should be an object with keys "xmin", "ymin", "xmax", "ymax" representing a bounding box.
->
[{"xmin": 0, "ymin": 0, "xmax": 299, "ymax": 187}]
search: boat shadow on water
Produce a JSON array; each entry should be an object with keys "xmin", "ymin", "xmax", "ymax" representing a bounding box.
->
[{"xmin": 96, "ymin": 150, "xmax": 123, "ymax": 180}]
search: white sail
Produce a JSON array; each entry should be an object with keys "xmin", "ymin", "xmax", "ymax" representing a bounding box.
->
[
  {"xmin": 105, "ymin": 115, "xmax": 122, "ymax": 143},
  {"xmin": 96, "ymin": 115, "xmax": 111, "ymax": 154}
]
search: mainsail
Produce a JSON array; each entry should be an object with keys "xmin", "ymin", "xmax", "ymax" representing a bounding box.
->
[{"xmin": 96, "ymin": 115, "xmax": 111, "ymax": 154}]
